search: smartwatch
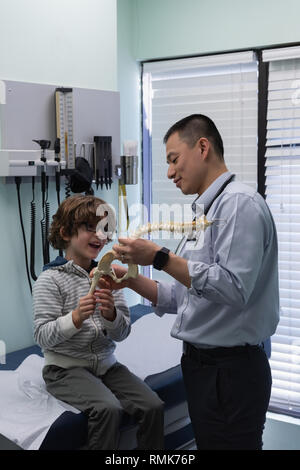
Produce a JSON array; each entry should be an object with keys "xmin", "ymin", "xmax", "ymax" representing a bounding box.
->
[{"xmin": 153, "ymin": 247, "xmax": 170, "ymax": 271}]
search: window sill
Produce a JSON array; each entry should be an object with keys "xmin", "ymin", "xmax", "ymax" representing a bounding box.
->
[{"xmin": 266, "ymin": 411, "xmax": 300, "ymax": 426}]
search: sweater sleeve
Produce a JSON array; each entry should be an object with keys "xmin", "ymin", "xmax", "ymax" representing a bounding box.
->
[
  {"xmin": 33, "ymin": 272, "xmax": 78, "ymax": 349},
  {"xmin": 100, "ymin": 289, "xmax": 131, "ymax": 342}
]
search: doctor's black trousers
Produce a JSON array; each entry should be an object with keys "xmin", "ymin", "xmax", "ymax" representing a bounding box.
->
[{"xmin": 181, "ymin": 343, "xmax": 272, "ymax": 450}]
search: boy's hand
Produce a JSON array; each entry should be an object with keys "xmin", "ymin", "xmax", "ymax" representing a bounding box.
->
[
  {"xmin": 72, "ymin": 293, "xmax": 97, "ymax": 329},
  {"xmin": 94, "ymin": 288, "xmax": 116, "ymax": 322}
]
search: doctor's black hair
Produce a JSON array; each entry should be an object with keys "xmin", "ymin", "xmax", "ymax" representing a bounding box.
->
[{"xmin": 163, "ymin": 114, "xmax": 224, "ymax": 160}]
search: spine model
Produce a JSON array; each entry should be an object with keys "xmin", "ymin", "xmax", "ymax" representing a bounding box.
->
[
  {"xmin": 131, "ymin": 215, "xmax": 212, "ymax": 239},
  {"xmin": 89, "ymin": 215, "xmax": 212, "ymax": 294}
]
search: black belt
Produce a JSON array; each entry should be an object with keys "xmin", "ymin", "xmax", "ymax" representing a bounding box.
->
[{"xmin": 183, "ymin": 342, "xmax": 262, "ymax": 361}]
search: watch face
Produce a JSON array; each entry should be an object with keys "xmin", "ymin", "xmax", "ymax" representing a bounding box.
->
[{"xmin": 153, "ymin": 247, "xmax": 170, "ymax": 270}]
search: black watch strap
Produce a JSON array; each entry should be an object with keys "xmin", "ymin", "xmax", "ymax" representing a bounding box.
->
[{"xmin": 153, "ymin": 247, "xmax": 170, "ymax": 271}]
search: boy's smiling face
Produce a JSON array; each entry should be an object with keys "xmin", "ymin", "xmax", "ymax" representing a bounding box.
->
[{"xmin": 63, "ymin": 221, "xmax": 107, "ymax": 270}]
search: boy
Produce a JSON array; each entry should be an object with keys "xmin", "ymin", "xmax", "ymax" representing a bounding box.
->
[{"xmin": 33, "ymin": 195, "xmax": 164, "ymax": 450}]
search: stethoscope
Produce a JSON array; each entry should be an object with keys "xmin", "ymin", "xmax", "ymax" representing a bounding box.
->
[{"xmin": 174, "ymin": 174, "xmax": 235, "ymax": 255}]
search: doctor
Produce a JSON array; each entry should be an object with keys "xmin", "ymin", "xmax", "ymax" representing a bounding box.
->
[{"xmin": 110, "ymin": 114, "xmax": 280, "ymax": 450}]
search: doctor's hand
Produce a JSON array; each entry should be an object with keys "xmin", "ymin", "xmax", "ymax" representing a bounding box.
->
[
  {"xmin": 113, "ymin": 238, "xmax": 160, "ymax": 266},
  {"xmin": 95, "ymin": 264, "xmax": 129, "ymax": 291}
]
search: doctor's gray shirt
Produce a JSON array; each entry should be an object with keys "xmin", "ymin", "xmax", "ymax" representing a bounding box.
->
[{"xmin": 154, "ymin": 172, "xmax": 280, "ymax": 348}]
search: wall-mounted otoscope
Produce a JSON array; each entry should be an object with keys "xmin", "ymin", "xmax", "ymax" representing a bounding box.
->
[
  {"xmin": 93, "ymin": 136, "xmax": 113, "ymax": 190},
  {"xmin": 32, "ymin": 139, "xmax": 51, "ymax": 265}
]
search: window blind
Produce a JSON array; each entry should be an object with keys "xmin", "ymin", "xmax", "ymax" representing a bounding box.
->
[
  {"xmin": 263, "ymin": 47, "xmax": 300, "ymax": 415},
  {"xmin": 142, "ymin": 51, "xmax": 258, "ymax": 280}
]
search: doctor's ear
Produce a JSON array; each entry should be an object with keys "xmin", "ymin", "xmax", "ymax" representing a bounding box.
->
[{"xmin": 197, "ymin": 137, "xmax": 210, "ymax": 158}]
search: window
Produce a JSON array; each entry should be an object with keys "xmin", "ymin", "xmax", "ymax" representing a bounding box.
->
[
  {"xmin": 263, "ymin": 46, "xmax": 300, "ymax": 415},
  {"xmin": 142, "ymin": 45, "xmax": 300, "ymax": 418},
  {"xmin": 142, "ymin": 51, "xmax": 258, "ymax": 279}
]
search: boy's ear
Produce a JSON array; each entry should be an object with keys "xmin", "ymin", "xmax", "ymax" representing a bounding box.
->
[{"xmin": 59, "ymin": 227, "xmax": 70, "ymax": 242}]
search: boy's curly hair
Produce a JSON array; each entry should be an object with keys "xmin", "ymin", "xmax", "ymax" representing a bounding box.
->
[{"xmin": 49, "ymin": 195, "xmax": 114, "ymax": 250}]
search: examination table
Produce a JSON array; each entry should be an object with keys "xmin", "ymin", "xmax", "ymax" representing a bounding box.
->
[{"xmin": 0, "ymin": 304, "xmax": 196, "ymax": 450}]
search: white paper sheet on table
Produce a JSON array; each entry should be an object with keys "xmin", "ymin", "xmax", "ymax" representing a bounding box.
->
[
  {"xmin": 0, "ymin": 354, "xmax": 79, "ymax": 450},
  {"xmin": 115, "ymin": 312, "xmax": 182, "ymax": 380}
]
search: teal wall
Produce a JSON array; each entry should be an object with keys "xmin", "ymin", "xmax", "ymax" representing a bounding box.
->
[
  {"xmin": 1, "ymin": 0, "xmax": 300, "ymax": 355},
  {"xmin": 0, "ymin": 0, "xmax": 117, "ymax": 90},
  {"xmin": 133, "ymin": 0, "xmax": 300, "ymax": 60},
  {"xmin": 117, "ymin": 0, "xmax": 142, "ymax": 307},
  {"xmin": 0, "ymin": 0, "xmax": 300, "ymax": 449},
  {"xmin": 0, "ymin": 0, "xmax": 119, "ymax": 354}
]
